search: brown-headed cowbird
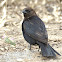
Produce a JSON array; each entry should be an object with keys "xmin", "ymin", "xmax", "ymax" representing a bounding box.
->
[{"xmin": 22, "ymin": 7, "xmax": 60, "ymax": 57}]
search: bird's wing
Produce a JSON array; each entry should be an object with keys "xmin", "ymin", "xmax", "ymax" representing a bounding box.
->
[{"xmin": 23, "ymin": 18, "xmax": 48, "ymax": 44}]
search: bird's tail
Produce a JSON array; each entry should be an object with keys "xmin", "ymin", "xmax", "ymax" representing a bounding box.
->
[{"xmin": 37, "ymin": 41, "xmax": 61, "ymax": 57}]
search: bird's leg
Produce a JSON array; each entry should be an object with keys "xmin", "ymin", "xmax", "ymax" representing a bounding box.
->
[
  {"xmin": 38, "ymin": 46, "xmax": 40, "ymax": 51},
  {"xmin": 28, "ymin": 44, "xmax": 31, "ymax": 50},
  {"xmin": 29, "ymin": 44, "xmax": 31, "ymax": 50},
  {"xmin": 38, "ymin": 46, "xmax": 42, "ymax": 54}
]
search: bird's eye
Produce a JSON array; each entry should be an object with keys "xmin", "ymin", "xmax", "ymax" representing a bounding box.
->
[{"xmin": 25, "ymin": 10, "xmax": 30, "ymax": 13}]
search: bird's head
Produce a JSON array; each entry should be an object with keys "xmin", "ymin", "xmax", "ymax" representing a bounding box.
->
[{"xmin": 22, "ymin": 7, "xmax": 36, "ymax": 19}]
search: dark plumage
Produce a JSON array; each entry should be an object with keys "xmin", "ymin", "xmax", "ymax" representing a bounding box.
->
[{"xmin": 22, "ymin": 7, "xmax": 61, "ymax": 57}]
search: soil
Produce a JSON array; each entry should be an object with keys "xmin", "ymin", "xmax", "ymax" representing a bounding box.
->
[
  {"xmin": 0, "ymin": 20, "xmax": 62, "ymax": 62},
  {"xmin": 0, "ymin": 0, "xmax": 62, "ymax": 62}
]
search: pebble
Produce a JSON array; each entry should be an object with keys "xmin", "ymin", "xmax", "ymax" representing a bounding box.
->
[
  {"xmin": 10, "ymin": 45, "xmax": 15, "ymax": 48},
  {"xmin": 0, "ymin": 48, "xmax": 5, "ymax": 51},
  {"xmin": 5, "ymin": 47, "xmax": 8, "ymax": 50},
  {"xmin": 17, "ymin": 58, "xmax": 24, "ymax": 62}
]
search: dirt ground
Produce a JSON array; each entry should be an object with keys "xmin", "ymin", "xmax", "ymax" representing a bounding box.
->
[
  {"xmin": 0, "ymin": 0, "xmax": 62, "ymax": 62},
  {"xmin": 0, "ymin": 21, "xmax": 62, "ymax": 62}
]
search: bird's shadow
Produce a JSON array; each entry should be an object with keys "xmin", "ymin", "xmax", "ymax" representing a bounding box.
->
[{"xmin": 41, "ymin": 56, "xmax": 60, "ymax": 60}]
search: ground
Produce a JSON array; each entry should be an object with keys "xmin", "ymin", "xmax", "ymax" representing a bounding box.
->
[
  {"xmin": 0, "ymin": 20, "xmax": 62, "ymax": 62},
  {"xmin": 0, "ymin": 0, "xmax": 62, "ymax": 62}
]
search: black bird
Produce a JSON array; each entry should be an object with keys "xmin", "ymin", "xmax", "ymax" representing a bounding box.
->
[{"xmin": 22, "ymin": 7, "xmax": 61, "ymax": 57}]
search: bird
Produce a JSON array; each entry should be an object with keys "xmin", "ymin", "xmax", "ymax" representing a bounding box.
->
[{"xmin": 22, "ymin": 7, "xmax": 61, "ymax": 57}]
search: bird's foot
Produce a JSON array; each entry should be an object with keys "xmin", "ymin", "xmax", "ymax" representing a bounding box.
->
[{"xmin": 28, "ymin": 44, "xmax": 31, "ymax": 50}]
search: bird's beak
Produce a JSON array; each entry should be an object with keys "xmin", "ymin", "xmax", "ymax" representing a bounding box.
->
[{"xmin": 22, "ymin": 9, "xmax": 27, "ymax": 14}]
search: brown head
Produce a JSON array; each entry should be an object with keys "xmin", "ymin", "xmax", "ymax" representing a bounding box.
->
[{"xmin": 22, "ymin": 7, "xmax": 36, "ymax": 19}]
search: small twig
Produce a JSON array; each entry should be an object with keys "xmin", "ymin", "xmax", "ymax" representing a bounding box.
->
[
  {"xmin": 0, "ymin": 0, "xmax": 6, "ymax": 7},
  {"xmin": 15, "ymin": 11, "xmax": 22, "ymax": 18},
  {"xmin": 0, "ymin": 0, "xmax": 7, "ymax": 28}
]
